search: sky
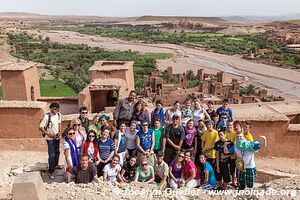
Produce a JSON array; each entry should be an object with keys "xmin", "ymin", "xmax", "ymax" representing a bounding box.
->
[{"xmin": 1, "ymin": 0, "xmax": 300, "ymax": 17}]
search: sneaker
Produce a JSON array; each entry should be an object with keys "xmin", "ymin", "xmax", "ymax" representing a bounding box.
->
[
  {"xmin": 55, "ymin": 165, "xmax": 63, "ymax": 170},
  {"xmin": 48, "ymin": 173, "xmax": 55, "ymax": 180}
]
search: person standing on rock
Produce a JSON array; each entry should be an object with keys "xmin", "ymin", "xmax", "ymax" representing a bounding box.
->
[
  {"xmin": 113, "ymin": 90, "xmax": 138, "ymax": 129},
  {"xmin": 39, "ymin": 102, "xmax": 61, "ymax": 180}
]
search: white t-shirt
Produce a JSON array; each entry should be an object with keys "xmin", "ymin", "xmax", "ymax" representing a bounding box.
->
[
  {"xmin": 192, "ymin": 109, "xmax": 205, "ymax": 124},
  {"xmin": 103, "ymin": 163, "xmax": 121, "ymax": 181},
  {"xmin": 74, "ymin": 132, "xmax": 84, "ymax": 150},
  {"xmin": 167, "ymin": 109, "xmax": 181, "ymax": 124},
  {"xmin": 235, "ymin": 145, "xmax": 256, "ymax": 169},
  {"xmin": 39, "ymin": 112, "xmax": 61, "ymax": 140},
  {"xmin": 63, "ymin": 141, "xmax": 73, "ymax": 168},
  {"xmin": 125, "ymin": 127, "xmax": 138, "ymax": 149}
]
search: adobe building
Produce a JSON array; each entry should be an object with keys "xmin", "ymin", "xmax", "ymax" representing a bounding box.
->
[
  {"xmin": 78, "ymin": 61, "xmax": 135, "ymax": 113},
  {"xmin": 0, "ymin": 61, "xmax": 40, "ymax": 101}
]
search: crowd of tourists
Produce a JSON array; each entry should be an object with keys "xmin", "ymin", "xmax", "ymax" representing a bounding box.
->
[{"xmin": 39, "ymin": 90, "xmax": 266, "ymax": 191}]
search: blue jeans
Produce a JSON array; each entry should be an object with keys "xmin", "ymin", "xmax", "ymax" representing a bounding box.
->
[{"xmin": 47, "ymin": 139, "xmax": 60, "ymax": 173}]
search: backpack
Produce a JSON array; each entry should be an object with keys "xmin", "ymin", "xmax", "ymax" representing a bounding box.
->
[{"xmin": 40, "ymin": 112, "xmax": 61, "ymax": 137}]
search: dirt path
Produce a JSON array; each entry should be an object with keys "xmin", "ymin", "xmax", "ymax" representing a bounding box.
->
[{"xmin": 26, "ymin": 30, "xmax": 300, "ymax": 99}]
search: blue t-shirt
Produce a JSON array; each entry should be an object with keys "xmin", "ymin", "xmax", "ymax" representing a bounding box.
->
[
  {"xmin": 216, "ymin": 107, "xmax": 233, "ymax": 120},
  {"xmin": 137, "ymin": 129, "xmax": 153, "ymax": 152},
  {"xmin": 98, "ymin": 138, "xmax": 115, "ymax": 160},
  {"xmin": 205, "ymin": 162, "xmax": 217, "ymax": 186},
  {"xmin": 113, "ymin": 132, "xmax": 127, "ymax": 153}
]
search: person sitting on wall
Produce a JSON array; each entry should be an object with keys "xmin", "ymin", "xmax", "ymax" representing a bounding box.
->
[
  {"xmin": 78, "ymin": 106, "xmax": 89, "ymax": 134},
  {"xmin": 154, "ymin": 151, "xmax": 169, "ymax": 190},
  {"xmin": 103, "ymin": 154, "xmax": 122, "ymax": 182},
  {"xmin": 169, "ymin": 151, "xmax": 185, "ymax": 190},
  {"xmin": 120, "ymin": 156, "xmax": 137, "ymax": 183},
  {"xmin": 134, "ymin": 157, "xmax": 155, "ymax": 184},
  {"xmin": 70, "ymin": 153, "xmax": 99, "ymax": 184},
  {"xmin": 113, "ymin": 90, "xmax": 138, "ymax": 129},
  {"xmin": 198, "ymin": 154, "xmax": 217, "ymax": 190},
  {"xmin": 39, "ymin": 102, "xmax": 61, "ymax": 180}
]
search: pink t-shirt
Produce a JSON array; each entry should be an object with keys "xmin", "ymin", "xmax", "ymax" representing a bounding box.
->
[{"xmin": 183, "ymin": 160, "xmax": 200, "ymax": 180}]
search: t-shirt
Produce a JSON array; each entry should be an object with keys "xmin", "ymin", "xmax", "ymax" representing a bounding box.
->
[
  {"xmin": 201, "ymin": 129, "xmax": 219, "ymax": 159},
  {"xmin": 192, "ymin": 109, "xmax": 205, "ymax": 125},
  {"xmin": 98, "ymin": 138, "xmax": 115, "ymax": 160},
  {"xmin": 39, "ymin": 112, "xmax": 61, "ymax": 140},
  {"xmin": 154, "ymin": 161, "xmax": 169, "ymax": 179},
  {"xmin": 153, "ymin": 127, "xmax": 164, "ymax": 150},
  {"xmin": 214, "ymin": 140, "xmax": 234, "ymax": 163},
  {"xmin": 167, "ymin": 109, "xmax": 181, "ymax": 124},
  {"xmin": 125, "ymin": 127, "xmax": 138, "ymax": 149},
  {"xmin": 225, "ymin": 130, "xmax": 237, "ymax": 159},
  {"xmin": 63, "ymin": 141, "xmax": 76, "ymax": 168},
  {"xmin": 137, "ymin": 129, "xmax": 153, "ymax": 152},
  {"xmin": 183, "ymin": 160, "xmax": 200, "ymax": 180},
  {"xmin": 234, "ymin": 145, "xmax": 256, "ymax": 169},
  {"xmin": 122, "ymin": 163, "xmax": 137, "ymax": 181},
  {"xmin": 205, "ymin": 162, "xmax": 217, "ymax": 186},
  {"xmin": 169, "ymin": 160, "xmax": 182, "ymax": 179},
  {"xmin": 206, "ymin": 109, "xmax": 217, "ymax": 120},
  {"xmin": 165, "ymin": 124, "xmax": 185, "ymax": 149},
  {"xmin": 103, "ymin": 163, "xmax": 122, "ymax": 181},
  {"xmin": 136, "ymin": 165, "xmax": 154, "ymax": 182},
  {"xmin": 182, "ymin": 128, "xmax": 196, "ymax": 150},
  {"xmin": 244, "ymin": 133, "xmax": 254, "ymax": 142},
  {"xmin": 113, "ymin": 131, "xmax": 127, "ymax": 153},
  {"xmin": 79, "ymin": 117, "xmax": 89, "ymax": 132},
  {"xmin": 74, "ymin": 132, "xmax": 84, "ymax": 150},
  {"xmin": 181, "ymin": 108, "xmax": 193, "ymax": 126},
  {"xmin": 72, "ymin": 164, "xmax": 97, "ymax": 183},
  {"xmin": 216, "ymin": 107, "xmax": 233, "ymax": 120}
]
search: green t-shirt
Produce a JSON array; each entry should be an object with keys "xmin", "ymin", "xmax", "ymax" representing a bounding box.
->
[
  {"xmin": 136, "ymin": 165, "xmax": 154, "ymax": 182},
  {"xmin": 153, "ymin": 127, "xmax": 164, "ymax": 150}
]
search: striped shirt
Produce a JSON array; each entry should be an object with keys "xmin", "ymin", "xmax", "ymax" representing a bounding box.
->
[{"xmin": 98, "ymin": 138, "xmax": 115, "ymax": 160}]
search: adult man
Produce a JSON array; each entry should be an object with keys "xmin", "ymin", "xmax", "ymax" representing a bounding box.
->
[
  {"xmin": 39, "ymin": 102, "xmax": 61, "ymax": 179},
  {"xmin": 71, "ymin": 154, "xmax": 99, "ymax": 184},
  {"xmin": 154, "ymin": 151, "xmax": 169, "ymax": 190},
  {"xmin": 78, "ymin": 106, "xmax": 89, "ymax": 133},
  {"xmin": 162, "ymin": 114, "xmax": 185, "ymax": 164},
  {"xmin": 113, "ymin": 90, "xmax": 137, "ymax": 128},
  {"xmin": 226, "ymin": 132, "xmax": 266, "ymax": 190},
  {"xmin": 216, "ymin": 99, "xmax": 233, "ymax": 122},
  {"xmin": 201, "ymin": 120, "xmax": 219, "ymax": 169},
  {"xmin": 136, "ymin": 120, "xmax": 155, "ymax": 166}
]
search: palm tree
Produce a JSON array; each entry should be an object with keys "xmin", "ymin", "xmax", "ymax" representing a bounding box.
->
[{"xmin": 241, "ymin": 84, "xmax": 260, "ymax": 96}]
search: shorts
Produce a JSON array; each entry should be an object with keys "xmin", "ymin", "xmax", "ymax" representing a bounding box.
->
[
  {"xmin": 229, "ymin": 158, "xmax": 236, "ymax": 176},
  {"xmin": 215, "ymin": 162, "xmax": 231, "ymax": 183}
]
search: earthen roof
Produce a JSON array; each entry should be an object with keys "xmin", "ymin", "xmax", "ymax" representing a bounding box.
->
[
  {"xmin": 267, "ymin": 101, "xmax": 300, "ymax": 116},
  {"xmin": 0, "ymin": 101, "xmax": 47, "ymax": 109},
  {"xmin": 89, "ymin": 61, "xmax": 134, "ymax": 72},
  {"xmin": 0, "ymin": 61, "xmax": 37, "ymax": 71},
  {"xmin": 89, "ymin": 78, "xmax": 127, "ymax": 90}
]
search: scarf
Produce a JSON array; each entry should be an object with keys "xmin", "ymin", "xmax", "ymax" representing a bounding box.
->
[
  {"xmin": 236, "ymin": 139, "xmax": 260, "ymax": 153},
  {"xmin": 153, "ymin": 108, "xmax": 165, "ymax": 125},
  {"xmin": 65, "ymin": 137, "xmax": 79, "ymax": 167},
  {"xmin": 184, "ymin": 127, "xmax": 196, "ymax": 146}
]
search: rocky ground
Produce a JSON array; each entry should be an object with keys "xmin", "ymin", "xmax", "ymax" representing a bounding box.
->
[{"xmin": 0, "ymin": 150, "xmax": 299, "ymax": 200}]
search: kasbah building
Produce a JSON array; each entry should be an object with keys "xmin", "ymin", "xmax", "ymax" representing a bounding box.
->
[{"xmin": 0, "ymin": 59, "xmax": 300, "ymax": 160}]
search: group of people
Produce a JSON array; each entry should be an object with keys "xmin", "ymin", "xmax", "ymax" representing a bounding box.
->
[{"xmin": 39, "ymin": 90, "xmax": 266, "ymax": 191}]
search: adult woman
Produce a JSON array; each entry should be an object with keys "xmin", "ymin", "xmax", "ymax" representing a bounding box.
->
[
  {"xmin": 194, "ymin": 120, "xmax": 207, "ymax": 167},
  {"xmin": 165, "ymin": 101, "xmax": 181, "ymax": 125},
  {"xmin": 199, "ymin": 154, "xmax": 217, "ymax": 190},
  {"xmin": 192, "ymin": 100, "xmax": 211, "ymax": 125},
  {"xmin": 181, "ymin": 99, "xmax": 193, "ymax": 127},
  {"xmin": 125, "ymin": 121, "xmax": 138, "ymax": 157},
  {"xmin": 151, "ymin": 100, "xmax": 165, "ymax": 127},
  {"xmin": 63, "ymin": 128, "xmax": 79, "ymax": 182},
  {"xmin": 169, "ymin": 152, "xmax": 185, "ymax": 190},
  {"xmin": 153, "ymin": 118, "xmax": 164, "ymax": 153},
  {"xmin": 179, "ymin": 150, "xmax": 200, "ymax": 188},
  {"xmin": 99, "ymin": 114, "xmax": 115, "ymax": 138},
  {"xmin": 114, "ymin": 123, "xmax": 127, "ymax": 166},
  {"xmin": 134, "ymin": 157, "xmax": 155, "ymax": 184},
  {"xmin": 131, "ymin": 100, "xmax": 150, "ymax": 130},
  {"xmin": 80, "ymin": 130, "xmax": 100, "ymax": 165},
  {"xmin": 120, "ymin": 156, "xmax": 137, "ymax": 183},
  {"xmin": 97, "ymin": 129, "xmax": 115, "ymax": 177},
  {"xmin": 103, "ymin": 155, "xmax": 122, "ymax": 182},
  {"xmin": 182, "ymin": 119, "xmax": 197, "ymax": 152},
  {"xmin": 70, "ymin": 118, "xmax": 85, "ymax": 154},
  {"xmin": 88, "ymin": 114, "xmax": 101, "ymax": 139}
]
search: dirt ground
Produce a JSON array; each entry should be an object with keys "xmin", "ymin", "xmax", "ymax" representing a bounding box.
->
[{"xmin": 0, "ymin": 150, "xmax": 299, "ymax": 200}]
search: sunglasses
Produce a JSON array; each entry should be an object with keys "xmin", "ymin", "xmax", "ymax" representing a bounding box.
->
[
  {"xmin": 68, "ymin": 132, "xmax": 75, "ymax": 135},
  {"xmin": 73, "ymin": 124, "xmax": 81, "ymax": 126},
  {"xmin": 53, "ymin": 108, "xmax": 59, "ymax": 111},
  {"xmin": 81, "ymin": 112, "xmax": 88, "ymax": 114},
  {"xmin": 141, "ymin": 163, "xmax": 148, "ymax": 166},
  {"xmin": 89, "ymin": 135, "xmax": 95, "ymax": 138},
  {"xmin": 142, "ymin": 124, "xmax": 148, "ymax": 127},
  {"xmin": 178, "ymin": 155, "xmax": 184, "ymax": 158}
]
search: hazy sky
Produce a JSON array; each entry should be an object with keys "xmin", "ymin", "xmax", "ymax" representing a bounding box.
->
[{"xmin": 1, "ymin": 0, "xmax": 300, "ymax": 17}]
